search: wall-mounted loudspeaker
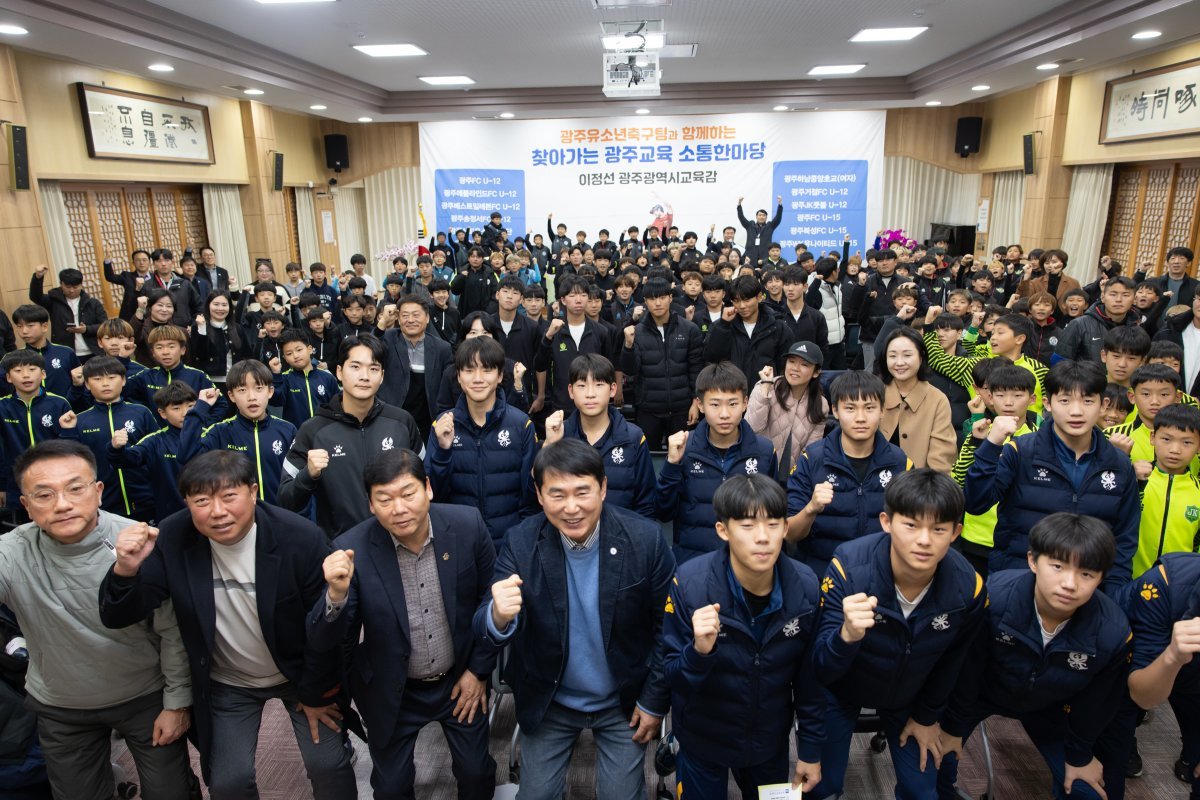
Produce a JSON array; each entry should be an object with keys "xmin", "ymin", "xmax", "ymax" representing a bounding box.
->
[
  {"xmin": 954, "ymin": 117, "xmax": 982, "ymax": 157},
  {"xmin": 324, "ymin": 134, "xmax": 349, "ymax": 172},
  {"xmin": 272, "ymin": 151, "xmax": 284, "ymax": 191},
  {"xmin": 7, "ymin": 124, "xmax": 29, "ymax": 191},
  {"xmin": 1023, "ymin": 133, "xmax": 1035, "ymax": 175}
]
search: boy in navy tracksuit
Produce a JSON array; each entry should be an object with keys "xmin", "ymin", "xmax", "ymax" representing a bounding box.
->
[
  {"xmin": 939, "ymin": 514, "xmax": 1134, "ymax": 800},
  {"xmin": 546, "ymin": 353, "xmax": 654, "ymax": 519},
  {"xmin": 124, "ymin": 324, "xmax": 227, "ymax": 427},
  {"xmin": 109, "ymin": 381, "xmax": 196, "ymax": 522},
  {"xmin": 9, "ymin": 304, "xmax": 79, "ymax": 399},
  {"xmin": 787, "ymin": 370, "xmax": 911, "ymax": 575},
  {"xmin": 96, "ymin": 317, "xmax": 147, "ymax": 380},
  {"xmin": 305, "ymin": 262, "xmax": 341, "ymax": 322},
  {"xmin": 0, "ymin": 350, "xmax": 71, "ymax": 510},
  {"xmin": 663, "ymin": 475, "xmax": 823, "ymax": 798},
  {"xmin": 965, "ymin": 360, "xmax": 1139, "ymax": 593},
  {"xmin": 57, "ymin": 356, "xmax": 158, "ymax": 521},
  {"xmin": 810, "ymin": 469, "xmax": 987, "ymax": 800},
  {"xmin": 269, "ymin": 329, "xmax": 339, "ymax": 428},
  {"xmin": 656, "ymin": 362, "xmax": 777, "ymax": 563},
  {"xmin": 180, "ymin": 359, "xmax": 296, "ymax": 505},
  {"xmin": 425, "ymin": 337, "xmax": 538, "ymax": 548}
]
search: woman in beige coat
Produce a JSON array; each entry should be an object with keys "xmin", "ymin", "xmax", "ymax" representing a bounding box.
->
[
  {"xmin": 745, "ymin": 340, "xmax": 829, "ymax": 474},
  {"xmin": 874, "ymin": 326, "xmax": 957, "ymax": 472}
]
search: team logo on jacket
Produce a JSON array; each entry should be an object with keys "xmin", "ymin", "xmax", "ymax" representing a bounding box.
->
[
  {"xmin": 1067, "ymin": 652, "xmax": 1089, "ymax": 671},
  {"xmin": 821, "ymin": 576, "xmax": 834, "ymax": 594},
  {"xmin": 333, "ymin": 445, "xmax": 344, "ymax": 456},
  {"xmin": 1140, "ymin": 583, "xmax": 1160, "ymax": 601},
  {"xmin": 124, "ymin": 419, "xmax": 136, "ymax": 433},
  {"xmin": 1188, "ymin": 506, "xmax": 1200, "ymax": 522},
  {"xmin": 381, "ymin": 437, "xmax": 394, "ymax": 451},
  {"xmin": 611, "ymin": 447, "xmax": 625, "ymax": 464},
  {"xmin": 51, "ymin": 358, "xmax": 61, "ymax": 369},
  {"xmin": 1049, "ymin": 336, "xmax": 1059, "ymax": 346},
  {"xmin": 745, "ymin": 458, "xmax": 759, "ymax": 475},
  {"xmin": 272, "ymin": 440, "xmax": 283, "ymax": 456},
  {"xmin": 931, "ymin": 614, "xmax": 950, "ymax": 631},
  {"xmin": 692, "ymin": 461, "xmax": 704, "ymax": 473},
  {"xmin": 497, "ymin": 430, "xmax": 512, "ymax": 447},
  {"xmin": 559, "ymin": 343, "xmax": 568, "ymax": 352},
  {"xmin": 997, "ymin": 631, "xmax": 1015, "ymax": 645},
  {"xmin": 826, "ymin": 474, "xmax": 838, "ymax": 486},
  {"xmin": 1101, "ymin": 471, "xmax": 1117, "ymax": 491},
  {"xmin": 41, "ymin": 414, "xmax": 52, "ymax": 427},
  {"xmin": 452, "ymin": 435, "xmax": 461, "ymax": 448},
  {"xmin": 783, "ymin": 617, "xmax": 801, "ymax": 638},
  {"xmin": 1035, "ymin": 468, "xmax": 1050, "ymax": 482},
  {"xmin": 879, "ymin": 469, "xmax": 893, "ymax": 488},
  {"xmin": 317, "ymin": 385, "xmax": 327, "ymax": 397}
]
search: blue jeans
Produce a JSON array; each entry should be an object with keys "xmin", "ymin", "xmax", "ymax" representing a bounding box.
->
[
  {"xmin": 206, "ymin": 681, "xmax": 357, "ymax": 800},
  {"xmin": 516, "ymin": 702, "xmax": 646, "ymax": 800},
  {"xmin": 809, "ymin": 701, "xmax": 936, "ymax": 800}
]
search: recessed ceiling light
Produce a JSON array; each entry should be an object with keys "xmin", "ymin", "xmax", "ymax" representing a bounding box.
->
[
  {"xmin": 353, "ymin": 43, "xmax": 428, "ymax": 57},
  {"xmin": 850, "ymin": 27, "xmax": 928, "ymax": 42},
  {"xmin": 499, "ymin": 112, "xmax": 515, "ymax": 119},
  {"xmin": 0, "ymin": 24, "xmax": 28, "ymax": 35},
  {"xmin": 808, "ymin": 64, "xmax": 866, "ymax": 76},
  {"xmin": 1131, "ymin": 30, "xmax": 1162, "ymax": 40},
  {"xmin": 309, "ymin": 104, "xmax": 327, "ymax": 110},
  {"xmin": 243, "ymin": 88, "xmax": 265, "ymax": 95},
  {"xmin": 1036, "ymin": 63, "xmax": 1059, "ymax": 70},
  {"xmin": 773, "ymin": 105, "xmax": 789, "ymax": 111},
  {"xmin": 635, "ymin": 108, "xmax": 651, "ymax": 115},
  {"xmin": 419, "ymin": 75, "xmax": 475, "ymax": 86},
  {"xmin": 925, "ymin": 100, "xmax": 942, "ymax": 106},
  {"xmin": 971, "ymin": 84, "xmax": 991, "ymax": 91},
  {"xmin": 601, "ymin": 33, "xmax": 666, "ymax": 50},
  {"xmin": 148, "ymin": 63, "xmax": 174, "ymax": 72},
  {"xmin": 357, "ymin": 116, "xmax": 373, "ymax": 122}
]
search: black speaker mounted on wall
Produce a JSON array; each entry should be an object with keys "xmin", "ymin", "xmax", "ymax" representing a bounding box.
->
[
  {"xmin": 1023, "ymin": 133, "xmax": 1036, "ymax": 175},
  {"xmin": 272, "ymin": 151, "xmax": 284, "ymax": 191},
  {"xmin": 7, "ymin": 124, "xmax": 30, "ymax": 191},
  {"xmin": 955, "ymin": 116, "xmax": 982, "ymax": 158},
  {"xmin": 324, "ymin": 134, "xmax": 349, "ymax": 173}
]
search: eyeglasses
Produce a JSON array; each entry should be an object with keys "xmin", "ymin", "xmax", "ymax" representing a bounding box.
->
[{"xmin": 25, "ymin": 481, "xmax": 96, "ymax": 507}]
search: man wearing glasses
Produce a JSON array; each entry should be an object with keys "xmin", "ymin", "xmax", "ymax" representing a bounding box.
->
[{"xmin": 0, "ymin": 440, "xmax": 194, "ymax": 799}]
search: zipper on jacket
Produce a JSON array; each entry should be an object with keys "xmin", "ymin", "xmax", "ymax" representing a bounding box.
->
[
  {"xmin": 1157, "ymin": 474, "xmax": 1174, "ymax": 564},
  {"xmin": 253, "ymin": 419, "xmax": 265, "ymax": 500},
  {"xmin": 305, "ymin": 372, "xmax": 314, "ymax": 418},
  {"xmin": 108, "ymin": 404, "xmax": 132, "ymax": 515},
  {"xmin": 23, "ymin": 397, "xmax": 34, "ymax": 448}
]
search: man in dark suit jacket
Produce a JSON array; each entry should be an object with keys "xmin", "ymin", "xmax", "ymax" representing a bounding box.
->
[
  {"xmin": 197, "ymin": 246, "xmax": 232, "ymax": 294},
  {"xmin": 99, "ymin": 450, "xmax": 358, "ymax": 799},
  {"xmin": 377, "ymin": 295, "xmax": 452, "ymax": 439},
  {"xmin": 474, "ymin": 439, "xmax": 675, "ymax": 800},
  {"xmin": 104, "ymin": 249, "xmax": 154, "ymax": 321},
  {"xmin": 309, "ymin": 449, "xmax": 498, "ymax": 800}
]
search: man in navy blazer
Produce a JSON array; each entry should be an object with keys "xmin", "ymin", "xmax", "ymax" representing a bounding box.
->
[
  {"xmin": 474, "ymin": 439, "xmax": 675, "ymax": 800},
  {"xmin": 377, "ymin": 295, "xmax": 453, "ymax": 438},
  {"xmin": 309, "ymin": 449, "xmax": 498, "ymax": 800},
  {"xmin": 99, "ymin": 450, "xmax": 357, "ymax": 799}
]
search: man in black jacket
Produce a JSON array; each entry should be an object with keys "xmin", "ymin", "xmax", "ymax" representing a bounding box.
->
[
  {"xmin": 852, "ymin": 248, "xmax": 909, "ymax": 370},
  {"xmin": 376, "ymin": 295, "xmax": 452, "ymax": 440},
  {"xmin": 778, "ymin": 267, "xmax": 829, "ymax": 352},
  {"xmin": 480, "ymin": 212, "xmax": 504, "ymax": 252},
  {"xmin": 29, "ymin": 265, "xmax": 107, "ymax": 358},
  {"xmin": 100, "ymin": 451, "xmax": 357, "ymax": 798},
  {"xmin": 450, "ymin": 247, "xmax": 498, "ymax": 317},
  {"xmin": 702, "ymin": 274, "xmax": 793, "ymax": 382},
  {"xmin": 197, "ymin": 246, "xmax": 231, "ymax": 294},
  {"xmin": 104, "ymin": 250, "xmax": 154, "ymax": 321},
  {"xmin": 1147, "ymin": 246, "xmax": 1197, "ymax": 321},
  {"xmin": 535, "ymin": 275, "xmax": 616, "ymax": 412},
  {"xmin": 736, "ymin": 196, "xmax": 783, "ymax": 268},
  {"xmin": 141, "ymin": 249, "xmax": 201, "ymax": 329},
  {"xmin": 620, "ymin": 278, "xmax": 704, "ymax": 449}
]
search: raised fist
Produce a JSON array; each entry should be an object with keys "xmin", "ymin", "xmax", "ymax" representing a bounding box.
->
[
  {"xmin": 666, "ymin": 430, "xmax": 689, "ymax": 464},
  {"xmin": 491, "ymin": 574, "xmax": 524, "ymax": 629},
  {"xmin": 58, "ymin": 410, "xmax": 77, "ymax": 429},
  {"xmin": 137, "ymin": 296, "xmax": 148, "ymax": 309},
  {"xmin": 1109, "ymin": 433, "xmax": 1135, "ymax": 455},
  {"xmin": 323, "ymin": 549, "xmax": 355, "ymax": 603},
  {"xmin": 33, "ymin": 264, "xmax": 48, "ymax": 279},
  {"xmin": 624, "ymin": 325, "xmax": 636, "ymax": 349},
  {"xmin": 692, "ymin": 603, "xmax": 722, "ymax": 655},
  {"xmin": 685, "ymin": 306, "xmax": 695, "ymax": 321},
  {"xmin": 195, "ymin": 314, "xmax": 206, "ymax": 329},
  {"xmin": 111, "ymin": 428, "xmax": 129, "ymax": 448},
  {"xmin": 840, "ymin": 593, "xmax": 878, "ymax": 643},
  {"xmin": 545, "ymin": 318, "xmax": 565, "ymax": 340},
  {"xmin": 306, "ymin": 448, "xmax": 330, "ymax": 479},
  {"xmin": 987, "ymin": 415, "xmax": 1021, "ymax": 445},
  {"xmin": 807, "ymin": 481, "xmax": 834, "ymax": 514},
  {"xmin": 198, "ymin": 387, "xmax": 220, "ymax": 406},
  {"xmin": 269, "ymin": 357, "xmax": 282, "ymax": 374},
  {"xmin": 70, "ymin": 366, "xmax": 84, "ymax": 386},
  {"xmin": 512, "ymin": 361, "xmax": 527, "ymax": 387},
  {"xmin": 544, "ymin": 410, "xmax": 565, "ymax": 445},
  {"xmin": 434, "ymin": 413, "xmax": 456, "ymax": 451},
  {"xmin": 113, "ymin": 522, "xmax": 159, "ymax": 578},
  {"xmin": 135, "ymin": 277, "xmax": 146, "ymax": 292},
  {"xmin": 720, "ymin": 306, "xmax": 737, "ymax": 323},
  {"xmin": 758, "ymin": 365, "xmax": 775, "ymax": 383}
]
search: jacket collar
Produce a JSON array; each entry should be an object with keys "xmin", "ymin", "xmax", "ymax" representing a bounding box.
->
[
  {"xmin": 452, "ymin": 390, "xmax": 509, "ymax": 431},
  {"xmin": 884, "ymin": 380, "xmax": 931, "ymax": 413},
  {"xmin": 996, "ymin": 570, "xmax": 1104, "ymax": 656},
  {"xmin": 563, "ymin": 406, "xmax": 634, "ymax": 449}
]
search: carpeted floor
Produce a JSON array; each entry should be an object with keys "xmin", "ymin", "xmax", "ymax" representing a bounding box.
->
[{"xmin": 116, "ymin": 694, "xmax": 1192, "ymax": 798}]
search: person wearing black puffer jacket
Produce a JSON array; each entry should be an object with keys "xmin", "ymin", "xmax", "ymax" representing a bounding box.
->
[
  {"xmin": 619, "ymin": 278, "xmax": 704, "ymax": 450},
  {"xmin": 29, "ymin": 266, "xmax": 107, "ymax": 357},
  {"xmin": 852, "ymin": 249, "xmax": 917, "ymax": 370},
  {"xmin": 702, "ymin": 275, "xmax": 793, "ymax": 385}
]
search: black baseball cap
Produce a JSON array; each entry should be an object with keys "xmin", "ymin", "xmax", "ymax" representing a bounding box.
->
[{"xmin": 786, "ymin": 340, "xmax": 823, "ymax": 367}]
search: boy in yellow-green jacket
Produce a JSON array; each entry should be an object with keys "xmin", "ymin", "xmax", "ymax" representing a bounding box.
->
[
  {"xmin": 950, "ymin": 363, "xmax": 1038, "ymax": 576},
  {"xmin": 1132, "ymin": 402, "xmax": 1200, "ymax": 579},
  {"xmin": 1104, "ymin": 364, "xmax": 1189, "ymax": 469}
]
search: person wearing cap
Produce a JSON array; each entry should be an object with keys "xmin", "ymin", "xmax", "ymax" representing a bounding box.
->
[
  {"xmin": 746, "ymin": 340, "xmax": 829, "ymax": 475},
  {"xmin": 481, "ymin": 212, "xmax": 505, "ymax": 253}
]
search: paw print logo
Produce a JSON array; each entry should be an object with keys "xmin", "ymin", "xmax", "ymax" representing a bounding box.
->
[
  {"xmin": 1101, "ymin": 470, "xmax": 1117, "ymax": 491},
  {"xmin": 124, "ymin": 419, "xmax": 136, "ymax": 433},
  {"xmin": 825, "ymin": 473, "xmax": 838, "ymax": 486},
  {"xmin": 1036, "ymin": 468, "xmax": 1049, "ymax": 479},
  {"xmin": 497, "ymin": 429, "xmax": 512, "ymax": 447},
  {"xmin": 271, "ymin": 439, "xmax": 283, "ymax": 456},
  {"xmin": 745, "ymin": 457, "xmax": 758, "ymax": 475},
  {"xmin": 611, "ymin": 446, "xmax": 625, "ymax": 464},
  {"xmin": 879, "ymin": 469, "xmax": 893, "ymax": 488},
  {"xmin": 41, "ymin": 414, "xmax": 53, "ymax": 427},
  {"xmin": 452, "ymin": 435, "xmax": 461, "ymax": 447},
  {"xmin": 821, "ymin": 576, "xmax": 834, "ymax": 594},
  {"xmin": 663, "ymin": 595, "xmax": 674, "ymax": 614},
  {"xmin": 381, "ymin": 436, "xmax": 394, "ymax": 451},
  {"xmin": 333, "ymin": 445, "xmax": 344, "ymax": 456},
  {"xmin": 1140, "ymin": 583, "xmax": 1160, "ymax": 602}
]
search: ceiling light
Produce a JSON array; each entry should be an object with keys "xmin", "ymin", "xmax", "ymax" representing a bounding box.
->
[
  {"xmin": 357, "ymin": 116, "xmax": 373, "ymax": 122},
  {"xmin": 499, "ymin": 112, "xmax": 515, "ymax": 119},
  {"xmin": 635, "ymin": 108, "xmax": 651, "ymax": 115},
  {"xmin": 309, "ymin": 104, "xmax": 327, "ymax": 110},
  {"xmin": 1036, "ymin": 63, "xmax": 1059, "ymax": 70},
  {"xmin": 925, "ymin": 100, "xmax": 942, "ymax": 106},
  {"xmin": 808, "ymin": 64, "xmax": 866, "ymax": 76},
  {"xmin": 850, "ymin": 27, "xmax": 928, "ymax": 42},
  {"xmin": 353, "ymin": 43, "xmax": 427, "ymax": 57},
  {"xmin": 773, "ymin": 105, "xmax": 789, "ymax": 111},
  {"xmin": 601, "ymin": 33, "xmax": 666, "ymax": 50},
  {"xmin": 1131, "ymin": 30, "xmax": 1162, "ymax": 40},
  {"xmin": 0, "ymin": 24, "xmax": 28, "ymax": 35},
  {"xmin": 148, "ymin": 63, "xmax": 174, "ymax": 72},
  {"xmin": 971, "ymin": 84, "xmax": 991, "ymax": 91},
  {"xmin": 419, "ymin": 75, "xmax": 475, "ymax": 86},
  {"xmin": 243, "ymin": 88, "xmax": 265, "ymax": 95}
]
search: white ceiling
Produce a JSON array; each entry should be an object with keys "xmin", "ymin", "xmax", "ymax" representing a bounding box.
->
[{"xmin": 0, "ymin": 0, "xmax": 1197, "ymax": 121}]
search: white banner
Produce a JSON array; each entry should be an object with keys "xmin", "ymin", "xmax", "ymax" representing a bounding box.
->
[{"xmin": 419, "ymin": 111, "xmax": 885, "ymax": 261}]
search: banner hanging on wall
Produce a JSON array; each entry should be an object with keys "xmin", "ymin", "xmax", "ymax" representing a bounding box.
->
[{"xmin": 419, "ymin": 111, "xmax": 885, "ymax": 261}]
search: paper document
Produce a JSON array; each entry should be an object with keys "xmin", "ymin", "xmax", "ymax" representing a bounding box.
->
[{"xmin": 758, "ymin": 784, "xmax": 802, "ymax": 800}]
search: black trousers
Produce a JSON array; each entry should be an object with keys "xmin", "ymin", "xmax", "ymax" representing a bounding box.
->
[{"xmin": 637, "ymin": 408, "xmax": 689, "ymax": 451}]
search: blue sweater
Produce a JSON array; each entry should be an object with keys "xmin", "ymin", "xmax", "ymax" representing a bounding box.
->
[{"xmin": 556, "ymin": 542, "xmax": 618, "ymax": 712}]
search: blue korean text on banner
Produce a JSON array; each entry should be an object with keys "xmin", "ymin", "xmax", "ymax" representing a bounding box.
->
[
  {"xmin": 434, "ymin": 169, "xmax": 526, "ymax": 240},
  {"xmin": 772, "ymin": 160, "xmax": 868, "ymax": 261}
]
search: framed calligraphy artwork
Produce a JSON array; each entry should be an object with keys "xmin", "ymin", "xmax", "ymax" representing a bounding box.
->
[
  {"xmin": 1100, "ymin": 57, "xmax": 1200, "ymax": 144},
  {"xmin": 74, "ymin": 83, "xmax": 216, "ymax": 164}
]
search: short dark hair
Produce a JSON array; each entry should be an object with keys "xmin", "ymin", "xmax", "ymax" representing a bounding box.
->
[
  {"xmin": 523, "ymin": 284, "xmax": 546, "ymax": 300},
  {"xmin": 994, "ymin": 313, "xmax": 1035, "ymax": 348},
  {"xmin": 254, "ymin": 281, "xmax": 277, "ymax": 296},
  {"xmin": 261, "ymin": 310, "xmax": 287, "ymax": 326},
  {"xmin": 1045, "ymin": 360, "xmax": 1107, "ymax": 399},
  {"xmin": 150, "ymin": 248, "xmax": 174, "ymax": 262},
  {"xmin": 986, "ymin": 363, "xmax": 1036, "ymax": 393},
  {"xmin": 568, "ymin": 353, "xmax": 615, "ymax": 385},
  {"xmin": 930, "ymin": 312, "xmax": 964, "ymax": 332},
  {"xmin": 729, "ymin": 275, "xmax": 762, "ymax": 301},
  {"xmin": 1104, "ymin": 276, "xmax": 1137, "ymax": 293},
  {"xmin": 362, "ymin": 448, "xmax": 427, "ymax": 494},
  {"xmin": 454, "ymin": 336, "xmax": 505, "ymax": 372},
  {"xmin": 1167, "ymin": 247, "xmax": 1194, "ymax": 262},
  {"xmin": 347, "ymin": 276, "xmax": 368, "ymax": 292},
  {"xmin": 2, "ymin": 349, "xmax": 44, "ymax": 373},
  {"xmin": 533, "ymin": 439, "xmax": 606, "ymax": 489},
  {"xmin": 1153, "ymin": 403, "xmax": 1200, "ymax": 437},
  {"xmin": 459, "ymin": 311, "xmax": 501, "ymax": 341},
  {"xmin": 430, "ymin": 278, "xmax": 452, "ymax": 294},
  {"xmin": 713, "ymin": 474, "xmax": 787, "ymax": 523},
  {"xmin": 12, "ymin": 304, "xmax": 49, "ymax": 325},
  {"xmin": 701, "ymin": 275, "xmax": 727, "ymax": 293},
  {"xmin": 154, "ymin": 380, "xmax": 198, "ymax": 409},
  {"xmin": 178, "ymin": 450, "xmax": 257, "ymax": 498},
  {"xmin": 829, "ymin": 370, "xmax": 885, "ymax": 407},
  {"xmin": 350, "ymin": 253, "xmax": 367, "ymax": 266},
  {"xmin": 1135, "ymin": 280, "xmax": 1162, "ymax": 297},
  {"xmin": 695, "ymin": 362, "xmax": 748, "ymax": 398},
  {"xmin": 1062, "ymin": 288, "xmax": 1089, "ymax": 304},
  {"xmin": 1102, "ymin": 325, "xmax": 1151, "ymax": 358},
  {"xmin": 972, "ymin": 356, "xmax": 1011, "ymax": 389},
  {"xmin": 227, "ymin": 359, "xmax": 272, "ymax": 390},
  {"xmin": 497, "ymin": 276, "xmax": 525, "ymax": 295},
  {"xmin": 1029, "ymin": 513, "xmax": 1115, "ymax": 574},
  {"xmin": 559, "ymin": 275, "xmax": 589, "ymax": 296},
  {"xmin": 884, "ymin": 468, "xmax": 964, "ymax": 524},
  {"xmin": 338, "ymin": 334, "xmax": 387, "ymax": 370},
  {"xmin": 874, "ymin": 327, "xmax": 930, "ymax": 385},
  {"xmin": 641, "ymin": 278, "xmax": 673, "ymax": 299},
  {"xmin": 14, "ymin": 440, "xmax": 97, "ymax": 490},
  {"xmin": 278, "ymin": 329, "xmax": 311, "ymax": 350},
  {"xmin": 781, "ymin": 267, "xmax": 808, "ymax": 286},
  {"xmin": 1149, "ymin": 340, "xmax": 1185, "ymax": 366},
  {"xmin": 58, "ymin": 268, "xmax": 84, "ymax": 287},
  {"xmin": 1129, "ymin": 363, "xmax": 1181, "ymax": 390},
  {"xmin": 82, "ymin": 355, "xmax": 126, "ymax": 380},
  {"xmin": 1102, "ymin": 382, "xmax": 1134, "ymax": 416}
]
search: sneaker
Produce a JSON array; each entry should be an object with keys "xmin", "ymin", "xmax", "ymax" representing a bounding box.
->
[
  {"xmin": 1127, "ymin": 742, "xmax": 1143, "ymax": 778},
  {"xmin": 1177, "ymin": 756, "xmax": 1193, "ymax": 784}
]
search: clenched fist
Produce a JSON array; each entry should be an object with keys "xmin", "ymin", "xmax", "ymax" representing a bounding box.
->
[
  {"xmin": 545, "ymin": 318, "xmax": 565, "ymax": 341},
  {"xmin": 113, "ymin": 522, "xmax": 159, "ymax": 578},
  {"xmin": 544, "ymin": 410, "xmax": 565, "ymax": 445},
  {"xmin": 307, "ymin": 448, "xmax": 330, "ymax": 479},
  {"xmin": 840, "ymin": 593, "xmax": 878, "ymax": 643},
  {"xmin": 806, "ymin": 481, "xmax": 834, "ymax": 515},
  {"xmin": 666, "ymin": 430, "xmax": 689, "ymax": 465},
  {"xmin": 70, "ymin": 366, "xmax": 84, "ymax": 386},
  {"xmin": 624, "ymin": 325, "xmax": 636, "ymax": 349},
  {"xmin": 1108, "ymin": 432, "xmax": 1135, "ymax": 455},
  {"xmin": 58, "ymin": 410, "xmax": 77, "ymax": 429},
  {"xmin": 198, "ymin": 387, "xmax": 220, "ymax": 406},
  {"xmin": 986, "ymin": 415, "xmax": 1020, "ymax": 446},
  {"xmin": 111, "ymin": 428, "xmax": 129, "ymax": 449},
  {"xmin": 323, "ymin": 549, "xmax": 355, "ymax": 603},
  {"xmin": 720, "ymin": 306, "xmax": 737, "ymax": 323},
  {"xmin": 692, "ymin": 603, "xmax": 722, "ymax": 655},
  {"xmin": 491, "ymin": 574, "xmax": 524, "ymax": 630},
  {"xmin": 269, "ymin": 357, "xmax": 282, "ymax": 374},
  {"xmin": 434, "ymin": 413, "xmax": 456, "ymax": 451},
  {"xmin": 758, "ymin": 365, "xmax": 775, "ymax": 383}
]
